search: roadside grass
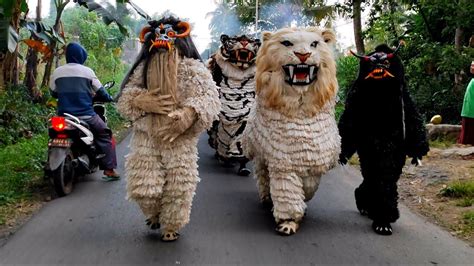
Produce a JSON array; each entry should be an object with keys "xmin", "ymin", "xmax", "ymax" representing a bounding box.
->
[
  {"xmin": 440, "ymin": 180, "xmax": 474, "ymax": 198},
  {"xmin": 0, "ymin": 134, "xmax": 49, "ymax": 225},
  {"xmin": 463, "ymin": 211, "xmax": 474, "ymax": 234},
  {"xmin": 429, "ymin": 138, "xmax": 457, "ymax": 149}
]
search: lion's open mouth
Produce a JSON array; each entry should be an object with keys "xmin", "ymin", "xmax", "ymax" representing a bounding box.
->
[{"xmin": 282, "ymin": 64, "xmax": 318, "ymax": 85}]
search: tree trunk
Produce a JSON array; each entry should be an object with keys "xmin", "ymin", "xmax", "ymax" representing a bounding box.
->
[
  {"xmin": 454, "ymin": 0, "xmax": 467, "ymax": 90},
  {"xmin": 352, "ymin": 0, "xmax": 365, "ymax": 54},
  {"xmin": 24, "ymin": 0, "xmax": 43, "ymax": 102},
  {"xmin": 41, "ymin": 0, "xmax": 69, "ymax": 89},
  {"xmin": 1, "ymin": 0, "xmax": 23, "ymax": 89}
]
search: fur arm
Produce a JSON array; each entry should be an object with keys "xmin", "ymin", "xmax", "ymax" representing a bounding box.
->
[
  {"xmin": 206, "ymin": 55, "xmax": 223, "ymax": 87},
  {"xmin": 402, "ymin": 86, "xmax": 429, "ymax": 159},
  {"xmin": 117, "ymin": 63, "xmax": 147, "ymax": 121},
  {"xmin": 180, "ymin": 58, "xmax": 221, "ymax": 132},
  {"xmin": 338, "ymin": 85, "xmax": 359, "ymax": 162}
]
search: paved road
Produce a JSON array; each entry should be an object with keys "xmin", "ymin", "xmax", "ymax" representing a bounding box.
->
[{"xmin": 0, "ymin": 134, "xmax": 473, "ymax": 265}]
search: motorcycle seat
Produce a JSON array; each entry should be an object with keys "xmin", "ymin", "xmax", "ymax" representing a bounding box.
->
[{"xmin": 79, "ymin": 120, "xmax": 90, "ymax": 129}]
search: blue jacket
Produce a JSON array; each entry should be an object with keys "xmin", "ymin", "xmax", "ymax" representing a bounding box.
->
[{"xmin": 50, "ymin": 42, "xmax": 113, "ymax": 116}]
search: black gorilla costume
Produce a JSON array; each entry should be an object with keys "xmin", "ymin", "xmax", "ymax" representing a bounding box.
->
[{"xmin": 338, "ymin": 44, "xmax": 429, "ymax": 235}]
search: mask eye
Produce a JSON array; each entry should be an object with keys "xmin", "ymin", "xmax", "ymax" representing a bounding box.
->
[
  {"xmin": 280, "ymin": 40, "xmax": 293, "ymax": 47},
  {"xmin": 311, "ymin": 41, "xmax": 319, "ymax": 48},
  {"xmin": 383, "ymin": 60, "xmax": 390, "ymax": 67},
  {"xmin": 167, "ymin": 31, "xmax": 176, "ymax": 38}
]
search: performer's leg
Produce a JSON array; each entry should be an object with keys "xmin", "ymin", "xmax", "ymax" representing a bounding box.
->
[
  {"xmin": 158, "ymin": 144, "xmax": 199, "ymax": 241},
  {"xmin": 125, "ymin": 132, "xmax": 165, "ymax": 229},
  {"xmin": 255, "ymin": 159, "xmax": 271, "ymax": 207},
  {"xmin": 302, "ymin": 172, "xmax": 321, "ymax": 202},
  {"xmin": 363, "ymin": 160, "xmax": 402, "ymax": 236},
  {"xmin": 355, "ymin": 179, "xmax": 370, "ymax": 216},
  {"xmin": 269, "ymin": 167, "xmax": 305, "ymax": 236}
]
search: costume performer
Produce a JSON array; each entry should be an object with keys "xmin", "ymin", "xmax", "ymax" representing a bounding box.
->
[
  {"xmin": 338, "ymin": 43, "xmax": 429, "ymax": 235},
  {"xmin": 207, "ymin": 34, "xmax": 261, "ymax": 176},
  {"xmin": 242, "ymin": 28, "xmax": 340, "ymax": 235},
  {"xmin": 117, "ymin": 17, "xmax": 220, "ymax": 241}
]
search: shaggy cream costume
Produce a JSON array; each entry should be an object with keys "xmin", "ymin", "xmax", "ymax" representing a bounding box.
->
[
  {"xmin": 118, "ymin": 53, "xmax": 220, "ymax": 240},
  {"xmin": 243, "ymin": 27, "xmax": 340, "ymax": 235}
]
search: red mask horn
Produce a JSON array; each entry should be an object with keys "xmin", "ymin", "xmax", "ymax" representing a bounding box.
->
[
  {"xmin": 350, "ymin": 50, "xmax": 370, "ymax": 61},
  {"xmin": 174, "ymin": 21, "xmax": 191, "ymax": 38},
  {"xmin": 139, "ymin": 26, "xmax": 152, "ymax": 43}
]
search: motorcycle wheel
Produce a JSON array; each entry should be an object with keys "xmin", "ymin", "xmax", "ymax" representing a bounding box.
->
[{"xmin": 51, "ymin": 150, "xmax": 75, "ymax": 196}]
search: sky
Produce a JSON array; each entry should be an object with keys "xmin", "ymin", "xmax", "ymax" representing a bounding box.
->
[{"xmin": 27, "ymin": 0, "xmax": 358, "ymax": 53}]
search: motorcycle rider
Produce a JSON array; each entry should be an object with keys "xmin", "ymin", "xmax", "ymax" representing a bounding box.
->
[{"xmin": 50, "ymin": 42, "xmax": 120, "ymax": 180}]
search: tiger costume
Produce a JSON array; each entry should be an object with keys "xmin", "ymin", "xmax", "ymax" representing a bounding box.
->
[{"xmin": 207, "ymin": 34, "xmax": 261, "ymax": 176}]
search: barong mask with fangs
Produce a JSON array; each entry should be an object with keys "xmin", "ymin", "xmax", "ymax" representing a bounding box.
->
[
  {"xmin": 220, "ymin": 34, "xmax": 261, "ymax": 69},
  {"xmin": 351, "ymin": 41, "xmax": 404, "ymax": 80},
  {"xmin": 139, "ymin": 21, "xmax": 191, "ymax": 52}
]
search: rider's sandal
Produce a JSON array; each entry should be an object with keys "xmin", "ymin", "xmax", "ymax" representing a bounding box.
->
[
  {"xmin": 372, "ymin": 221, "xmax": 393, "ymax": 235},
  {"xmin": 161, "ymin": 231, "xmax": 180, "ymax": 242},
  {"xmin": 101, "ymin": 170, "xmax": 120, "ymax": 181},
  {"xmin": 275, "ymin": 220, "xmax": 299, "ymax": 236}
]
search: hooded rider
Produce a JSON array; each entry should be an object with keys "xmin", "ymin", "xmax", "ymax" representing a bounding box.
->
[{"xmin": 50, "ymin": 42, "xmax": 119, "ymax": 180}]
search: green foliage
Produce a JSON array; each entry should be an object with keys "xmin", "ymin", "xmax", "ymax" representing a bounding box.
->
[
  {"xmin": 0, "ymin": 85, "xmax": 53, "ymax": 146},
  {"xmin": 359, "ymin": 0, "xmax": 474, "ymax": 124},
  {"xmin": 402, "ymin": 43, "xmax": 474, "ymax": 123},
  {"xmin": 440, "ymin": 180, "xmax": 474, "ymax": 198},
  {"xmin": 61, "ymin": 7, "xmax": 127, "ymax": 85},
  {"xmin": 336, "ymin": 55, "xmax": 359, "ymax": 102},
  {"xmin": 0, "ymin": 134, "xmax": 47, "ymax": 206}
]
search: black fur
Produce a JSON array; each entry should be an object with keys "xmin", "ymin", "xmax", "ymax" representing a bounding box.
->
[{"xmin": 338, "ymin": 44, "xmax": 429, "ymax": 225}]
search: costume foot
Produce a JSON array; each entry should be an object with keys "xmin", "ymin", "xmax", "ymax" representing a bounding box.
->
[
  {"xmin": 354, "ymin": 188, "xmax": 369, "ymax": 216},
  {"xmin": 276, "ymin": 220, "xmax": 299, "ymax": 236},
  {"xmin": 161, "ymin": 230, "xmax": 180, "ymax": 242},
  {"xmin": 372, "ymin": 221, "xmax": 393, "ymax": 235},
  {"xmin": 145, "ymin": 218, "xmax": 160, "ymax": 230},
  {"xmin": 358, "ymin": 208, "xmax": 369, "ymax": 216},
  {"xmin": 237, "ymin": 167, "xmax": 251, "ymax": 176},
  {"xmin": 261, "ymin": 196, "xmax": 273, "ymax": 209}
]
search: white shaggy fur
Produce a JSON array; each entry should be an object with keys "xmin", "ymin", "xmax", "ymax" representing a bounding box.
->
[
  {"xmin": 117, "ymin": 57, "xmax": 220, "ymax": 232},
  {"xmin": 243, "ymin": 28, "xmax": 341, "ymax": 227}
]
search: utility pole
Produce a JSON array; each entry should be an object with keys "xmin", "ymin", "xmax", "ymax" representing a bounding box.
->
[{"xmin": 255, "ymin": 0, "xmax": 259, "ymax": 38}]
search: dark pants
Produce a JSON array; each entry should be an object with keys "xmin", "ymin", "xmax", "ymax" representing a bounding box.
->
[
  {"xmin": 459, "ymin": 117, "xmax": 474, "ymax": 145},
  {"xmin": 83, "ymin": 114, "xmax": 117, "ymax": 170}
]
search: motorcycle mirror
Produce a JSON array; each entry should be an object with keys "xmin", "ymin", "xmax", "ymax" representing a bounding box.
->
[{"xmin": 103, "ymin": 81, "xmax": 115, "ymax": 90}]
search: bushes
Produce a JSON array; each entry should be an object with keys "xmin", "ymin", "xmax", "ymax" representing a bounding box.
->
[
  {"xmin": 0, "ymin": 134, "xmax": 48, "ymax": 206},
  {"xmin": 0, "ymin": 85, "xmax": 53, "ymax": 146},
  {"xmin": 336, "ymin": 55, "xmax": 359, "ymax": 103}
]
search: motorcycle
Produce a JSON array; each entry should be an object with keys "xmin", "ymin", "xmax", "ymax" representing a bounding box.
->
[{"xmin": 44, "ymin": 81, "xmax": 116, "ymax": 196}]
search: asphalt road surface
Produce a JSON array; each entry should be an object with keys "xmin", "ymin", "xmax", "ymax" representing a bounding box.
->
[{"xmin": 1, "ymin": 134, "xmax": 473, "ymax": 265}]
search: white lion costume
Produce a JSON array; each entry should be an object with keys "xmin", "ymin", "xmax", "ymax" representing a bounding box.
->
[
  {"xmin": 243, "ymin": 27, "xmax": 341, "ymax": 235},
  {"xmin": 117, "ymin": 17, "xmax": 220, "ymax": 241},
  {"xmin": 207, "ymin": 34, "xmax": 261, "ymax": 176}
]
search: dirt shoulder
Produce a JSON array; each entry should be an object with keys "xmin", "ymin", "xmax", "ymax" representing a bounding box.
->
[{"xmin": 398, "ymin": 145, "xmax": 474, "ymax": 246}]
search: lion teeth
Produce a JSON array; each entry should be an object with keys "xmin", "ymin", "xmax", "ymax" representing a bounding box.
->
[
  {"xmin": 289, "ymin": 66, "xmax": 294, "ymax": 78},
  {"xmin": 309, "ymin": 66, "xmax": 315, "ymax": 78},
  {"xmin": 306, "ymin": 76, "xmax": 310, "ymax": 83},
  {"xmin": 293, "ymin": 76, "xmax": 298, "ymax": 83}
]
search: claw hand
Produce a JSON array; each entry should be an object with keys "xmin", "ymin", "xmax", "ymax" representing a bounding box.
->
[
  {"xmin": 132, "ymin": 89, "xmax": 176, "ymax": 114},
  {"xmin": 156, "ymin": 107, "xmax": 197, "ymax": 143}
]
